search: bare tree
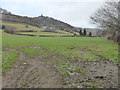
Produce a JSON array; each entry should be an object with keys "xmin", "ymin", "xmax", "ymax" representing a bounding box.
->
[{"xmin": 90, "ymin": 0, "xmax": 120, "ymax": 39}]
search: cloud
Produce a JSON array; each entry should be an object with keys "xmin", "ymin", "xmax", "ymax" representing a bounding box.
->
[{"xmin": 1, "ymin": 0, "xmax": 106, "ymax": 3}]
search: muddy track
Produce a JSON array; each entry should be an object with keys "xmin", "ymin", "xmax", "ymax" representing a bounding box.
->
[
  {"xmin": 2, "ymin": 51, "xmax": 63, "ymax": 88},
  {"xmin": 2, "ymin": 48, "xmax": 119, "ymax": 88}
]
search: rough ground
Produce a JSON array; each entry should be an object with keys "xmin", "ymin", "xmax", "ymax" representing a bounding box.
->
[
  {"xmin": 2, "ymin": 48, "xmax": 119, "ymax": 88},
  {"xmin": 2, "ymin": 51, "xmax": 63, "ymax": 88}
]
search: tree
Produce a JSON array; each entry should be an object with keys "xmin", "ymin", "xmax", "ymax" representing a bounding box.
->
[
  {"xmin": 79, "ymin": 29, "xmax": 83, "ymax": 36},
  {"xmin": 41, "ymin": 14, "xmax": 43, "ymax": 17},
  {"xmin": 89, "ymin": 32, "xmax": 92, "ymax": 36},
  {"xmin": 90, "ymin": 1, "xmax": 120, "ymax": 42},
  {"xmin": 83, "ymin": 29, "xmax": 86, "ymax": 36},
  {"xmin": 2, "ymin": 25, "xmax": 5, "ymax": 29},
  {"xmin": 91, "ymin": 1, "xmax": 119, "ymax": 31}
]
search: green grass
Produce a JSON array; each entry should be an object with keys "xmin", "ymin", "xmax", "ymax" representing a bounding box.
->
[
  {"xmin": 2, "ymin": 32, "xmax": 118, "ymax": 63},
  {"xmin": 86, "ymin": 83, "xmax": 99, "ymax": 88},
  {"xmin": 2, "ymin": 22, "xmax": 43, "ymax": 31},
  {"xmin": 23, "ymin": 48, "xmax": 49, "ymax": 58},
  {"xmin": 2, "ymin": 29, "xmax": 118, "ymax": 74},
  {"xmin": 2, "ymin": 50, "xmax": 19, "ymax": 73}
]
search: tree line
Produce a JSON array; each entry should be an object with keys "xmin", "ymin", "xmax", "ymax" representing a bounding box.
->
[{"xmin": 79, "ymin": 29, "xmax": 92, "ymax": 36}]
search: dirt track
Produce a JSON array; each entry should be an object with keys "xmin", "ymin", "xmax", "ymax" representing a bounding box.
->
[
  {"xmin": 2, "ymin": 48, "xmax": 119, "ymax": 88},
  {"xmin": 2, "ymin": 51, "xmax": 63, "ymax": 88}
]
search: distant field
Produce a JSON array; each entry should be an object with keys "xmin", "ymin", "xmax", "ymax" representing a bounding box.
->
[
  {"xmin": 56, "ymin": 30, "xmax": 73, "ymax": 34},
  {"xmin": 2, "ymin": 21, "xmax": 74, "ymax": 36},
  {"xmin": 2, "ymin": 21, "xmax": 43, "ymax": 31},
  {"xmin": 19, "ymin": 32, "xmax": 73, "ymax": 36}
]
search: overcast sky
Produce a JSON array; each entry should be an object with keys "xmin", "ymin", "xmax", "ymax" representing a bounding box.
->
[{"xmin": 0, "ymin": 0, "xmax": 105, "ymax": 28}]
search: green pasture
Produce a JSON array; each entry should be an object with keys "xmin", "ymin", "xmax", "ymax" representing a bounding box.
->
[
  {"xmin": 3, "ymin": 32, "xmax": 118, "ymax": 63},
  {"xmin": 1, "ymin": 21, "xmax": 118, "ymax": 74},
  {"xmin": 2, "ymin": 50, "xmax": 18, "ymax": 73},
  {"xmin": 2, "ymin": 22, "xmax": 43, "ymax": 31}
]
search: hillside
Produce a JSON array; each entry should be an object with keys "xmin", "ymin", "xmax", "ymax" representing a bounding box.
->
[
  {"xmin": 1, "ymin": 8, "xmax": 100, "ymax": 36},
  {"xmin": 2, "ymin": 21, "xmax": 74, "ymax": 37},
  {"xmin": 2, "ymin": 14, "xmax": 100, "ymax": 36},
  {"xmin": 0, "ymin": 7, "xmax": 78, "ymax": 32},
  {"xmin": 1, "ymin": 13, "xmax": 78, "ymax": 33},
  {"xmin": 0, "ymin": 8, "xmax": 76, "ymax": 36}
]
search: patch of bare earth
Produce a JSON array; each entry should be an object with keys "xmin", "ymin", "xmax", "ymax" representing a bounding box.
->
[
  {"xmin": 33, "ymin": 52, "xmax": 118, "ymax": 88},
  {"xmin": 2, "ymin": 51, "xmax": 63, "ymax": 88},
  {"xmin": 65, "ymin": 60, "xmax": 118, "ymax": 88},
  {"xmin": 2, "ymin": 48, "xmax": 118, "ymax": 88}
]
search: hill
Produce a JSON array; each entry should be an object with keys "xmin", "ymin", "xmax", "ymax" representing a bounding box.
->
[
  {"xmin": 2, "ymin": 21, "xmax": 74, "ymax": 37},
  {"xmin": 1, "ymin": 7, "xmax": 100, "ymax": 36},
  {"xmin": 1, "ymin": 7, "xmax": 78, "ymax": 33}
]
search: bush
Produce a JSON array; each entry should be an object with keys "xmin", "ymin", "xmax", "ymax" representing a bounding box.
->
[{"xmin": 74, "ymin": 33, "xmax": 76, "ymax": 37}]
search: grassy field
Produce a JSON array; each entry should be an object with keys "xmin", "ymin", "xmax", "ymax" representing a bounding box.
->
[
  {"xmin": 2, "ymin": 31, "xmax": 118, "ymax": 70},
  {"xmin": 2, "ymin": 21, "xmax": 74, "ymax": 36},
  {"xmin": 2, "ymin": 24, "xmax": 119, "ymax": 88},
  {"xmin": 2, "ymin": 21, "xmax": 43, "ymax": 31},
  {"xmin": 2, "ymin": 50, "xmax": 18, "ymax": 73}
]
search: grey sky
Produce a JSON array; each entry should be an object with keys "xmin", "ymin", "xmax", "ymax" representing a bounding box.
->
[{"xmin": 1, "ymin": 0, "xmax": 105, "ymax": 28}]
